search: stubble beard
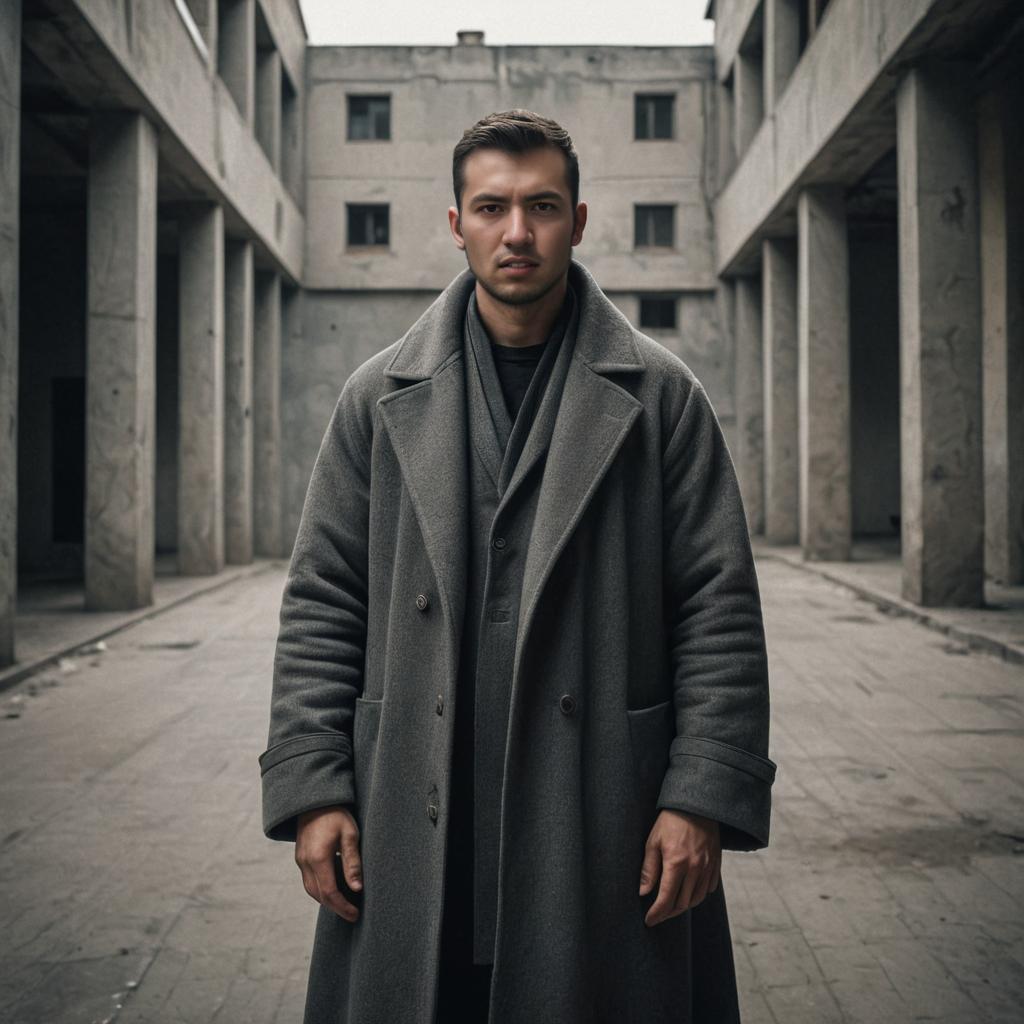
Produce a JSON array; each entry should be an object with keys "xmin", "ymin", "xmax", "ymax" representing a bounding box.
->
[{"xmin": 464, "ymin": 241, "xmax": 573, "ymax": 309}]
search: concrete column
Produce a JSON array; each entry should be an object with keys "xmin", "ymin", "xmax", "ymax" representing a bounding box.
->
[
  {"xmin": 762, "ymin": 237, "xmax": 800, "ymax": 544},
  {"xmin": 255, "ymin": 46, "xmax": 281, "ymax": 173},
  {"xmin": 734, "ymin": 276, "xmax": 764, "ymax": 535},
  {"xmin": 281, "ymin": 77, "xmax": 302, "ymax": 200},
  {"xmin": 716, "ymin": 79, "xmax": 736, "ymax": 188},
  {"xmin": 178, "ymin": 204, "xmax": 225, "ymax": 576},
  {"xmin": 281, "ymin": 285, "xmax": 303, "ymax": 546},
  {"xmin": 979, "ymin": 85, "xmax": 1024, "ymax": 585},
  {"xmin": 85, "ymin": 112, "xmax": 158, "ymax": 610},
  {"xmin": 218, "ymin": 0, "xmax": 255, "ymax": 125},
  {"xmin": 897, "ymin": 63, "xmax": 984, "ymax": 606},
  {"xmin": 254, "ymin": 270, "xmax": 284, "ymax": 558},
  {"xmin": 797, "ymin": 186, "xmax": 851, "ymax": 561},
  {"xmin": 0, "ymin": 0, "xmax": 21, "ymax": 665},
  {"xmin": 733, "ymin": 48, "xmax": 763, "ymax": 158},
  {"xmin": 764, "ymin": 0, "xmax": 800, "ymax": 115},
  {"xmin": 224, "ymin": 239, "xmax": 254, "ymax": 565}
]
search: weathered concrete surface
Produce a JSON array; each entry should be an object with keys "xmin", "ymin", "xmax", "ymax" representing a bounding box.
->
[
  {"xmin": 0, "ymin": 0, "xmax": 21, "ymax": 667},
  {"xmin": 734, "ymin": 275, "xmax": 764, "ymax": 535},
  {"xmin": 256, "ymin": 45, "xmax": 282, "ymax": 174},
  {"xmin": 762, "ymin": 237, "xmax": 799, "ymax": 545},
  {"xmin": 178, "ymin": 203, "xmax": 226, "ymax": 577},
  {"xmin": 979, "ymin": 82, "xmax": 1024, "ymax": 586},
  {"xmin": 897, "ymin": 63, "xmax": 983, "ymax": 607},
  {"xmin": 254, "ymin": 272, "xmax": 284, "ymax": 559},
  {"xmin": 763, "ymin": 0, "xmax": 799, "ymax": 116},
  {"xmin": 225, "ymin": 239, "xmax": 255, "ymax": 566},
  {"xmin": 85, "ymin": 112, "xmax": 158, "ymax": 611},
  {"xmin": 713, "ymin": 0, "xmax": 1019, "ymax": 274},
  {"xmin": 2, "ymin": 559, "xmax": 1023, "ymax": 1022},
  {"xmin": 219, "ymin": 0, "xmax": 256, "ymax": 124},
  {"xmin": 798, "ymin": 187, "xmax": 851, "ymax": 562},
  {"xmin": 24, "ymin": 0, "xmax": 306, "ymax": 281},
  {"xmin": 304, "ymin": 45, "xmax": 715, "ymax": 292}
]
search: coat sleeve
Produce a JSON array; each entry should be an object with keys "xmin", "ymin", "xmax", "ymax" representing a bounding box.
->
[
  {"xmin": 656, "ymin": 377, "xmax": 776, "ymax": 851},
  {"xmin": 258, "ymin": 377, "xmax": 371, "ymax": 842}
]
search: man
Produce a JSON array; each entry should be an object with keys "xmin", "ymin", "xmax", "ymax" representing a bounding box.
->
[{"xmin": 260, "ymin": 110, "xmax": 776, "ymax": 1024}]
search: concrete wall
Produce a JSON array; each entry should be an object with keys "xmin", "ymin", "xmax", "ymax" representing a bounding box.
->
[
  {"xmin": 38, "ymin": 0, "xmax": 307, "ymax": 280},
  {"xmin": 713, "ymin": 0, "xmax": 1008, "ymax": 273},
  {"xmin": 304, "ymin": 44, "xmax": 716, "ymax": 292}
]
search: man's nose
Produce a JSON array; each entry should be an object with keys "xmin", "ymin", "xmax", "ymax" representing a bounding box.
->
[{"xmin": 502, "ymin": 208, "xmax": 532, "ymax": 246}]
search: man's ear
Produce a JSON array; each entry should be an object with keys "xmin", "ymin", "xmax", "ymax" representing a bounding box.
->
[
  {"xmin": 448, "ymin": 206, "xmax": 465, "ymax": 250},
  {"xmin": 571, "ymin": 201, "xmax": 588, "ymax": 247}
]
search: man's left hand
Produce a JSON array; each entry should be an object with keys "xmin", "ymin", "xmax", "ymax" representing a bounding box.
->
[{"xmin": 639, "ymin": 809, "xmax": 721, "ymax": 926}]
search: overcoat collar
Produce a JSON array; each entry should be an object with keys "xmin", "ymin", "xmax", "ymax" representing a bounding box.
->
[{"xmin": 376, "ymin": 259, "xmax": 644, "ymax": 684}]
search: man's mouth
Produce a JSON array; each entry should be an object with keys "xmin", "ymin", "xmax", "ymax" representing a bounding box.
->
[{"xmin": 499, "ymin": 258, "xmax": 539, "ymax": 275}]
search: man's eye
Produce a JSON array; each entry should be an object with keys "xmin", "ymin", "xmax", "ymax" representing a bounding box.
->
[
  {"xmin": 480, "ymin": 205, "xmax": 501, "ymax": 214},
  {"xmin": 534, "ymin": 203, "xmax": 555, "ymax": 212}
]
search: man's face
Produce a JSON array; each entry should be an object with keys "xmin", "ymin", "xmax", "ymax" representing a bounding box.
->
[{"xmin": 448, "ymin": 146, "xmax": 587, "ymax": 308}]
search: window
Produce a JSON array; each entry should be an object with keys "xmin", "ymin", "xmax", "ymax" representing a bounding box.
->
[
  {"xmin": 639, "ymin": 297, "xmax": 677, "ymax": 330},
  {"xmin": 347, "ymin": 204, "xmax": 389, "ymax": 247},
  {"xmin": 634, "ymin": 205, "xmax": 675, "ymax": 248},
  {"xmin": 348, "ymin": 95, "xmax": 391, "ymax": 140},
  {"xmin": 635, "ymin": 94, "xmax": 674, "ymax": 140}
]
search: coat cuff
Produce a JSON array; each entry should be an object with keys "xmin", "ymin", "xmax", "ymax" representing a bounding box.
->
[
  {"xmin": 656, "ymin": 736, "xmax": 777, "ymax": 851},
  {"xmin": 259, "ymin": 733, "xmax": 356, "ymax": 842}
]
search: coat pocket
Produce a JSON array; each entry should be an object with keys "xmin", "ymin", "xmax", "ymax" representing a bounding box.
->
[
  {"xmin": 626, "ymin": 698, "xmax": 675, "ymax": 812},
  {"xmin": 353, "ymin": 697, "xmax": 384, "ymax": 826}
]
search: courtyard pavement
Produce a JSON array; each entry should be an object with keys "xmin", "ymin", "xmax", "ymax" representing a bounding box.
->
[{"xmin": 0, "ymin": 557, "xmax": 1022, "ymax": 1023}]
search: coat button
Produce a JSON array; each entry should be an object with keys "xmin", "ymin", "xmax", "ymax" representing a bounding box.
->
[
  {"xmin": 415, "ymin": 593, "xmax": 429, "ymax": 611},
  {"xmin": 491, "ymin": 536, "xmax": 507, "ymax": 550},
  {"xmin": 559, "ymin": 693, "xmax": 577, "ymax": 716},
  {"xmin": 427, "ymin": 803, "xmax": 438, "ymax": 822},
  {"xmin": 436, "ymin": 693, "xmax": 444, "ymax": 715}
]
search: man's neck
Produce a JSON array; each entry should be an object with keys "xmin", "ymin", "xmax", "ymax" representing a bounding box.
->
[{"xmin": 475, "ymin": 276, "xmax": 568, "ymax": 348}]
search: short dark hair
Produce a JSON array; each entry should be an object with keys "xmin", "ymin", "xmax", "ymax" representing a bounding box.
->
[{"xmin": 452, "ymin": 109, "xmax": 580, "ymax": 211}]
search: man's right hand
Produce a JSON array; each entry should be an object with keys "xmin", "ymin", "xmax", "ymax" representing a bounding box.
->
[{"xmin": 295, "ymin": 805, "xmax": 363, "ymax": 922}]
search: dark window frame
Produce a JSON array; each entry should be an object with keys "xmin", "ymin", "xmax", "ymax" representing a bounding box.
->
[
  {"xmin": 634, "ymin": 93, "xmax": 675, "ymax": 140},
  {"xmin": 634, "ymin": 204, "xmax": 676, "ymax": 249},
  {"xmin": 639, "ymin": 296, "xmax": 678, "ymax": 330},
  {"xmin": 347, "ymin": 203, "xmax": 390, "ymax": 248},
  {"xmin": 347, "ymin": 94, "xmax": 392, "ymax": 141}
]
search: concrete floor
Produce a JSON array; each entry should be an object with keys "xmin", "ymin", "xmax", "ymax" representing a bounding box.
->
[{"xmin": 0, "ymin": 559, "xmax": 1022, "ymax": 1023}]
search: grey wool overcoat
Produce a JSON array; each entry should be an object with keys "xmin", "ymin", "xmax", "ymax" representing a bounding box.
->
[{"xmin": 259, "ymin": 259, "xmax": 776, "ymax": 1024}]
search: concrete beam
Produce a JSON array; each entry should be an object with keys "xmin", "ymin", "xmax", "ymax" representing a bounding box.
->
[
  {"xmin": 178, "ymin": 203, "xmax": 226, "ymax": 576},
  {"xmin": 0, "ymin": 0, "xmax": 20, "ymax": 666},
  {"xmin": 734, "ymin": 277, "xmax": 765, "ymax": 535},
  {"xmin": 762, "ymin": 236, "xmax": 800, "ymax": 544},
  {"xmin": 254, "ymin": 271, "xmax": 284, "ymax": 558},
  {"xmin": 224, "ymin": 239, "xmax": 255, "ymax": 565},
  {"xmin": 85, "ymin": 112, "xmax": 158, "ymax": 610},
  {"xmin": 979, "ymin": 83, "xmax": 1024, "ymax": 585},
  {"xmin": 797, "ymin": 186, "xmax": 851, "ymax": 561},
  {"xmin": 897, "ymin": 62, "xmax": 983, "ymax": 606}
]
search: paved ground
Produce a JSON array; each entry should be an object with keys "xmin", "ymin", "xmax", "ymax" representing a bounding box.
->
[{"xmin": 0, "ymin": 559, "xmax": 1022, "ymax": 1023}]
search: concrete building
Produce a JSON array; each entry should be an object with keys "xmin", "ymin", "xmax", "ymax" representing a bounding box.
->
[
  {"xmin": 293, "ymin": 39, "xmax": 724, "ymax": 540},
  {"xmin": 3, "ymin": 0, "xmax": 306, "ymax": 666},
  {"xmin": 707, "ymin": 0, "xmax": 1024, "ymax": 606},
  {"xmin": 4, "ymin": 0, "xmax": 1021, "ymax": 668}
]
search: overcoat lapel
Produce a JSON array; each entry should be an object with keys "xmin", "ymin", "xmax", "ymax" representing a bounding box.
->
[
  {"xmin": 377, "ymin": 272, "xmax": 475, "ymax": 667},
  {"xmin": 376, "ymin": 260, "xmax": 646, "ymax": 694}
]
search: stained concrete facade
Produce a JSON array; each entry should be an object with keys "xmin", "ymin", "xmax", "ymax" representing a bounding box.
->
[
  {"xmin": 6, "ymin": 0, "xmax": 1019, "ymax": 667},
  {"xmin": 709, "ymin": 0, "xmax": 1024, "ymax": 605},
  {"xmin": 294, "ymin": 40, "xmax": 727, "ymax": 538},
  {"xmin": 4, "ymin": 0, "xmax": 306, "ymax": 667}
]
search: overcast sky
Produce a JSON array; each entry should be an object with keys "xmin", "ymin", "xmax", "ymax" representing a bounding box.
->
[{"xmin": 299, "ymin": 0, "xmax": 714, "ymax": 47}]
